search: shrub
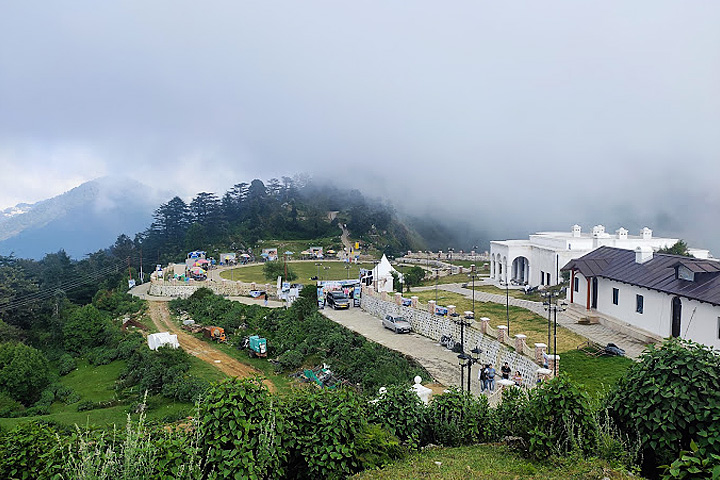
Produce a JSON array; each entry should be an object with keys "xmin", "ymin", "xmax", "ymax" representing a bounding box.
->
[
  {"xmin": 494, "ymin": 385, "xmax": 529, "ymax": 440},
  {"xmin": 353, "ymin": 423, "xmax": 404, "ymax": 470},
  {"xmin": 525, "ymin": 374, "xmax": 597, "ymax": 458},
  {"xmin": 58, "ymin": 353, "xmax": 77, "ymax": 375},
  {"xmin": 284, "ymin": 387, "xmax": 367, "ymax": 479},
  {"xmin": 0, "ymin": 421, "xmax": 64, "ymax": 479},
  {"xmin": 425, "ymin": 388, "xmax": 492, "ymax": 447},
  {"xmin": 606, "ymin": 338, "xmax": 720, "ymax": 474},
  {"xmin": 366, "ymin": 384, "xmax": 426, "ymax": 449},
  {"xmin": 277, "ymin": 349, "xmax": 304, "ymax": 371},
  {"xmin": 0, "ymin": 342, "xmax": 52, "ymax": 405},
  {"xmin": 662, "ymin": 441, "xmax": 720, "ymax": 480},
  {"xmin": 198, "ymin": 377, "xmax": 287, "ymax": 479}
]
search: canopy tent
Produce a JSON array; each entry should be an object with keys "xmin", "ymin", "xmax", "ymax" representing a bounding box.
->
[
  {"xmin": 190, "ymin": 267, "xmax": 206, "ymax": 275},
  {"xmin": 194, "ymin": 258, "xmax": 210, "ymax": 265},
  {"xmin": 371, "ymin": 254, "xmax": 403, "ymax": 293},
  {"xmin": 147, "ymin": 332, "xmax": 180, "ymax": 351}
]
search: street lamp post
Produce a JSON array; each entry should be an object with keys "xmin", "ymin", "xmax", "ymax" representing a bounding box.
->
[
  {"xmin": 506, "ymin": 280, "xmax": 510, "ymax": 337},
  {"xmin": 435, "ymin": 268, "xmax": 439, "ymax": 303},
  {"xmin": 470, "ymin": 264, "xmax": 476, "ymax": 319},
  {"xmin": 344, "ymin": 264, "xmax": 350, "ymax": 280},
  {"xmin": 543, "ymin": 290, "xmax": 568, "ymax": 375}
]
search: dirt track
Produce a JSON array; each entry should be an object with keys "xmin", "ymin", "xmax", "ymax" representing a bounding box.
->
[{"xmin": 147, "ymin": 301, "xmax": 275, "ymax": 392}]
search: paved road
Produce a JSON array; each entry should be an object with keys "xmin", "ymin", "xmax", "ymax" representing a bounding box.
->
[
  {"xmin": 322, "ymin": 304, "xmax": 480, "ymax": 394},
  {"xmin": 413, "ymin": 283, "xmax": 647, "ymax": 359}
]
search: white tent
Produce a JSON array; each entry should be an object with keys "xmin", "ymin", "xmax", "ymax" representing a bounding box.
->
[
  {"xmin": 371, "ymin": 254, "xmax": 403, "ymax": 292},
  {"xmin": 147, "ymin": 332, "xmax": 180, "ymax": 351}
]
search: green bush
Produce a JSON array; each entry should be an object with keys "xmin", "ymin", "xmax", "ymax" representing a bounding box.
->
[
  {"xmin": 0, "ymin": 342, "xmax": 52, "ymax": 405},
  {"xmin": 662, "ymin": 441, "xmax": 720, "ymax": 480},
  {"xmin": 425, "ymin": 388, "xmax": 492, "ymax": 447},
  {"xmin": 277, "ymin": 349, "xmax": 304, "ymax": 371},
  {"xmin": 353, "ymin": 423, "xmax": 404, "ymax": 470},
  {"xmin": 0, "ymin": 421, "xmax": 64, "ymax": 479},
  {"xmin": 525, "ymin": 374, "xmax": 597, "ymax": 458},
  {"xmin": 198, "ymin": 377, "xmax": 287, "ymax": 479},
  {"xmin": 366, "ymin": 384, "xmax": 426, "ymax": 449},
  {"xmin": 284, "ymin": 387, "xmax": 367, "ymax": 479},
  {"xmin": 58, "ymin": 353, "xmax": 77, "ymax": 375},
  {"xmin": 606, "ymin": 338, "xmax": 720, "ymax": 474},
  {"xmin": 494, "ymin": 385, "xmax": 529, "ymax": 439}
]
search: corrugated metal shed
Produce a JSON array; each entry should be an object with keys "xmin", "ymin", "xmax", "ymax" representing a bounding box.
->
[{"xmin": 562, "ymin": 246, "xmax": 720, "ymax": 306}]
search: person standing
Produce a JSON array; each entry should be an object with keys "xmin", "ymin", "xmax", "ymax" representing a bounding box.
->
[
  {"xmin": 263, "ymin": 292, "xmax": 269, "ymax": 306},
  {"xmin": 487, "ymin": 364, "xmax": 497, "ymax": 391},
  {"xmin": 478, "ymin": 364, "xmax": 488, "ymax": 392},
  {"xmin": 512, "ymin": 371, "xmax": 523, "ymax": 386},
  {"xmin": 501, "ymin": 362, "xmax": 511, "ymax": 380}
]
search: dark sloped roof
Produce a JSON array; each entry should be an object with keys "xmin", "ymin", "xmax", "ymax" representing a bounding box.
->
[{"xmin": 562, "ymin": 246, "xmax": 720, "ymax": 306}]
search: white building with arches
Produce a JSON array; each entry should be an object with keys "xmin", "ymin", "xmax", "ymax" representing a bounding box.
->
[{"xmin": 488, "ymin": 225, "xmax": 704, "ymax": 288}]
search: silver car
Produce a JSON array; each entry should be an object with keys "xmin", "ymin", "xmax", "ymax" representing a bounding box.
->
[{"xmin": 382, "ymin": 314, "xmax": 412, "ymax": 333}]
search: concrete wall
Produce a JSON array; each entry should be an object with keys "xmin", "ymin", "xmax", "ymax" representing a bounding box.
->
[{"xmin": 361, "ymin": 292, "xmax": 543, "ymax": 385}]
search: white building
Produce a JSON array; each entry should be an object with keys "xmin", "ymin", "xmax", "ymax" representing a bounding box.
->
[
  {"xmin": 488, "ymin": 225, "xmax": 707, "ymax": 287},
  {"xmin": 562, "ymin": 246, "xmax": 720, "ymax": 350}
]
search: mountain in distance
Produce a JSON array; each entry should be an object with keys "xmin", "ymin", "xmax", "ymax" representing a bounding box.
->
[{"xmin": 0, "ymin": 176, "xmax": 167, "ymax": 260}]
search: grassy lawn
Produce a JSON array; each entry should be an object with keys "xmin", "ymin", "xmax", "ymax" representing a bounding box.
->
[
  {"xmin": 560, "ymin": 348, "xmax": 634, "ymax": 398},
  {"xmin": 410, "ymin": 290, "xmax": 587, "ymax": 353},
  {"xmin": 0, "ymin": 397, "xmax": 195, "ymax": 431},
  {"xmin": 221, "ymin": 260, "xmax": 376, "ymax": 284},
  {"xmin": 187, "ymin": 355, "xmax": 229, "ymax": 384},
  {"xmin": 0, "ymin": 359, "xmax": 197, "ymax": 430},
  {"xmin": 57, "ymin": 359, "xmax": 125, "ymax": 403},
  {"xmin": 352, "ymin": 444, "xmax": 637, "ymax": 480}
]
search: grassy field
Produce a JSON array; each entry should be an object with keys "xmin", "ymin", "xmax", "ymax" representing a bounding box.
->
[
  {"xmin": 560, "ymin": 348, "xmax": 634, "ymax": 398},
  {"xmin": 410, "ymin": 290, "xmax": 587, "ymax": 354},
  {"xmin": 352, "ymin": 444, "xmax": 637, "ymax": 480},
  {"xmin": 220, "ymin": 260, "xmax": 376, "ymax": 284},
  {"xmin": 0, "ymin": 359, "xmax": 196, "ymax": 430}
]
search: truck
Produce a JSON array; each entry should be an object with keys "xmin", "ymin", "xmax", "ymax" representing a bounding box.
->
[{"xmin": 203, "ymin": 326, "xmax": 227, "ymax": 343}]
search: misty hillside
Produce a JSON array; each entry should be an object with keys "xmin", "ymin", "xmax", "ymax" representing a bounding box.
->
[
  {"xmin": 136, "ymin": 177, "xmax": 426, "ymax": 265},
  {"xmin": 0, "ymin": 177, "xmax": 164, "ymax": 259}
]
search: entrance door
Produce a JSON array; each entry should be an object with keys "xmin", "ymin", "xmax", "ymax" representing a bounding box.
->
[
  {"xmin": 671, "ymin": 297, "xmax": 682, "ymax": 338},
  {"xmin": 591, "ymin": 277, "xmax": 598, "ymax": 309}
]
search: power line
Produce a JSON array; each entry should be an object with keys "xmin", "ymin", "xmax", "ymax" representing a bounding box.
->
[{"xmin": 0, "ymin": 263, "xmax": 123, "ymax": 312}]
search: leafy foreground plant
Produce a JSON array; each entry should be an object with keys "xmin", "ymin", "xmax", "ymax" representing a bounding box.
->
[
  {"xmin": 606, "ymin": 338, "xmax": 720, "ymax": 476},
  {"xmin": 524, "ymin": 374, "xmax": 597, "ymax": 459}
]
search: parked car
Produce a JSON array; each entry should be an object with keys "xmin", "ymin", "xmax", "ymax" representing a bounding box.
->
[
  {"xmin": 326, "ymin": 291, "xmax": 350, "ymax": 309},
  {"xmin": 382, "ymin": 314, "xmax": 412, "ymax": 333}
]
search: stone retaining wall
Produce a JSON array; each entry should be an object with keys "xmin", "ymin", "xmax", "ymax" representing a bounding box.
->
[
  {"xmin": 361, "ymin": 289, "xmax": 543, "ymax": 386},
  {"xmin": 148, "ymin": 279, "xmax": 277, "ymax": 299}
]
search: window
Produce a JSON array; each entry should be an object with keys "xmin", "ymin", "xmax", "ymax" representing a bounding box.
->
[
  {"xmin": 612, "ymin": 288, "xmax": 619, "ymax": 305},
  {"xmin": 573, "ymin": 277, "xmax": 579, "ymax": 292},
  {"xmin": 636, "ymin": 294, "xmax": 644, "ymax": 314},
  {"xmin": 541, "ymin": 272, "xmax": 545, "ymax": 285},
  {"xmin": 717, "ymin": 317, "xmax": 720, "ymax": 339}
]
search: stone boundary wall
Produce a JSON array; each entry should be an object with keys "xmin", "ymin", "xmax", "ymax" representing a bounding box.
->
[
  {"xmin": 361, "ymin": 290, "xmax": 543, "ymax": 386},
  {"xmin": 148, "ymin": 279, "xmax": 277, "ymax": 299}
]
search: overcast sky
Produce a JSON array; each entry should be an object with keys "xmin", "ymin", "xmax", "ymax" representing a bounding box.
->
[{"xmin": 1, "ymin": 2, "xmax": 719, "ymax": 249}]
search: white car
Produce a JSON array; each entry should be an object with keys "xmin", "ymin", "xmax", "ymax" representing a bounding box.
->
[{"xmin": 382, "ymin": 315, "xmax": 412, "ymax": 333}]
